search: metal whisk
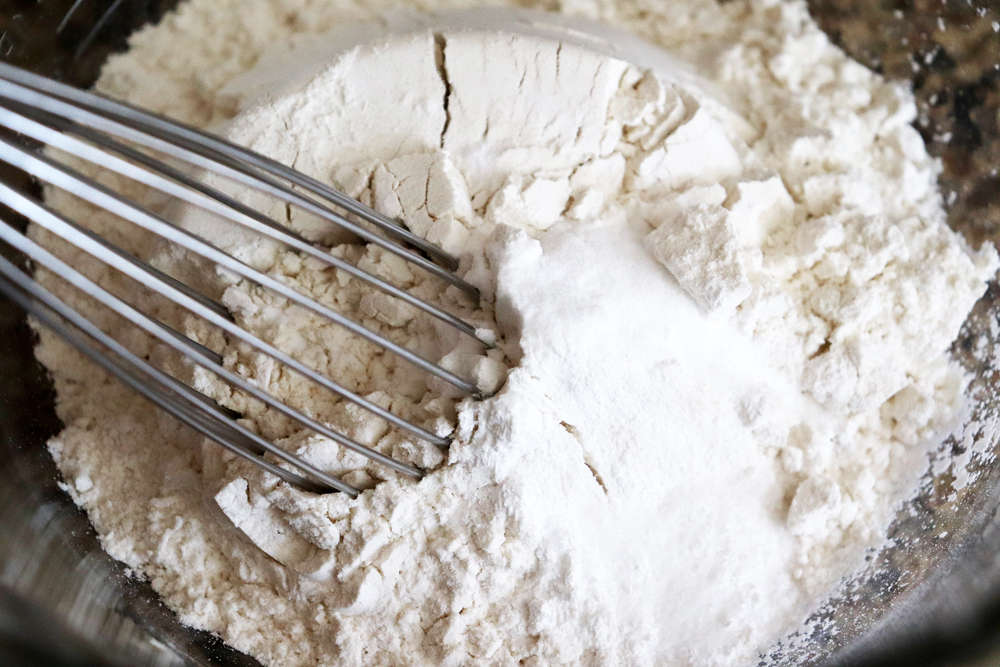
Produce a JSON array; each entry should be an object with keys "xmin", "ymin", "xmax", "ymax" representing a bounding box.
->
[{"xmin": 0, "ymin": 63, "xmax": 489, "ymax": 499}]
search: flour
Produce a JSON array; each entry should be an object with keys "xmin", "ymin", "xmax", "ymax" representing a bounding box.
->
[{"xmin": 35, "ymin": 1, "xmax": 1000, "ymax": 667}]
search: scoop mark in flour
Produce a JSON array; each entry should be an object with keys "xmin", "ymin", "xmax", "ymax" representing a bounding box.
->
[
  {"xmin": 433, "ymin": 33, "xmax": 451, "ymax": 148},
  {"xmin": 808, "ymin": 339, "xmax": 832, "ymax": 360},
  {"xmin": 561, "ymin": 420, "xmax": 608, "ymax": 495}
]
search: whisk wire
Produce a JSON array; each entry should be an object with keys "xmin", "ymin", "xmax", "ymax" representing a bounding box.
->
[
  {"xmin": 0, "ymin": 104, "xmax": 485, "ymax": 341},
  {"xmin": 0, "ymin": 183, "xmax": 451, "ymax": 454},
  {"xmin": 0, "ymin": 61, "xmax": 457, "ymax": 270},
  {"xmin": 0, "ymin": 253, "xmax": 359, "ymax": 496},
  {"xmin": 0, "ymin": 63, "xmax": 490, "ymax": 495},
  {"xmin": 0, "ymin": 137, "xmax": 481, "ymax": 396},
  {"xmin": 0, "ymin": 65, "xmax": 476, "ymax": 294}
]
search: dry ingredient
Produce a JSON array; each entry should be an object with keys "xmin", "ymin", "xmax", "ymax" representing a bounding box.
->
[{"xmin": 35, "ymin": 1, "xmax": 999, "ymax": 666}]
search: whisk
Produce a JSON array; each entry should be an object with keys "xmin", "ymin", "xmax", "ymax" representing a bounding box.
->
[{"xmin": 0, "ymin": 62, "xmax": 490, "ymax": 499}]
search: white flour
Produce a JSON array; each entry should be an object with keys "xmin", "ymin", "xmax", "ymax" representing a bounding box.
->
[{"xmin": 36, "ymin": 1, "xmax": 1000, "ymax": 666}]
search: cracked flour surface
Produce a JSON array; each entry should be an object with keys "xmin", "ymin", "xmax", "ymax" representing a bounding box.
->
[{"xmin": 35, "ymin": 2, "xmax": 1000, "ymax": 667}]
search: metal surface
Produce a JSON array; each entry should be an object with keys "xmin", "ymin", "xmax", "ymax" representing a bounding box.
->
[
  {"xmin": 0, "ymin": 1, "xmax": 999, "ymax": 666},
  {"xmin": 0, "ymin": 58, "xmax": 498, "ymax": 495}
]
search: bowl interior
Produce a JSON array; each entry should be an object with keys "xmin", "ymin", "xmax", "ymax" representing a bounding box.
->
[{"xmin": 2, "ymin": 1, "xmax": 1000, "ymax": 666}]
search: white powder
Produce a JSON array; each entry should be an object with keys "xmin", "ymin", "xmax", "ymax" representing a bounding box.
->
[{"xmin": 36, "ymin": 2, "xmax": 999, "ymax": 667}]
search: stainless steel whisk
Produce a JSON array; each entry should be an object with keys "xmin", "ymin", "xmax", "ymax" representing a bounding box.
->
[{"xmin": 0, "ymin": 63, "xmax": 490, "ymax": 499}]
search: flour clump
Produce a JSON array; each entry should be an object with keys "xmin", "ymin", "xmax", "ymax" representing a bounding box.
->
[{"xmin": 36, "ymin": 2, "xmax": 998, "ymax": 667}]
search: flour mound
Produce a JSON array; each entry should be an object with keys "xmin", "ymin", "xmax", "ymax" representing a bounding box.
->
[{"xmin": 38, "ymin": 4, "xmax": 997, "ymax": 667}]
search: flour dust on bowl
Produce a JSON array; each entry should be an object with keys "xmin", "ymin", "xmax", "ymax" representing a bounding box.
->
[{"xmin": 5, "ymin": 3, "xmax": 1000, "ymax": 667}]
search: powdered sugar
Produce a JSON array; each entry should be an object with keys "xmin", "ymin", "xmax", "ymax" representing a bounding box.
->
[{"xmin": 36, "ymin": 2, "xmax": 998, "ymax": 667}]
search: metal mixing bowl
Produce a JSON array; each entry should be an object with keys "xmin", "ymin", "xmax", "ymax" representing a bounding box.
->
[{"xmin": 2, "ymin": 1, "xmax": 1000, "ymax": 665}]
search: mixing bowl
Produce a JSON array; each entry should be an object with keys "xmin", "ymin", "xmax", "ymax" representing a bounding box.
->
[{"xmin": 2, "ymin": 1, "xmax": 1000, "ymax": 665}]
